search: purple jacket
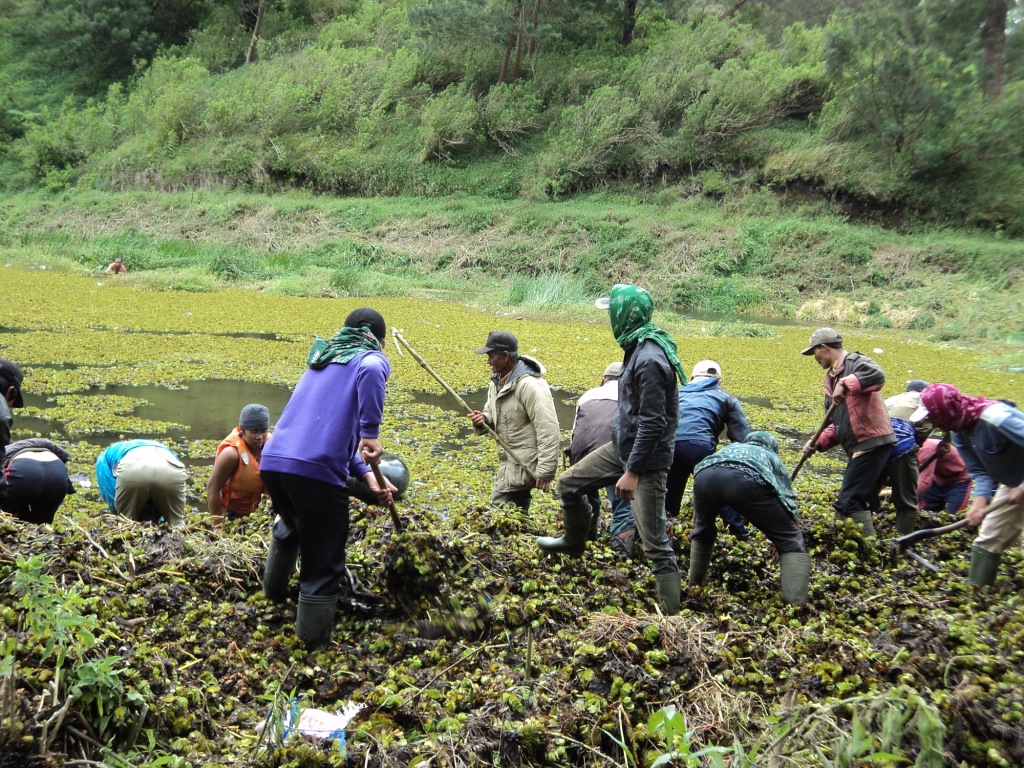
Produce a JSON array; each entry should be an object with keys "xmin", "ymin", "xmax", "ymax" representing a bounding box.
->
[{"xmin": 260, "ymin": 350, "xmax": 390, "ymax": 486}]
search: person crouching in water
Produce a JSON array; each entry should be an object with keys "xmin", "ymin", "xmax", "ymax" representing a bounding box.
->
[
  {"xmin": 207, "ymin": 404, "xmax": 271, "ymax": 531},
  {"xmin": 688, "ymin": 432, "xmax": 811, "ymax": 604}
]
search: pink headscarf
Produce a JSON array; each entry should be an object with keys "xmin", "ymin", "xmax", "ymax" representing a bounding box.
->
[{"xmin": 920, "ymin": 383, "xmax": 995, "ymax": 432}]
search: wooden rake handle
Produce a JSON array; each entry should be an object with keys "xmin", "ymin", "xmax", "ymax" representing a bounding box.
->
[
  {"xmin": 791, "ymin": 401, "xmax": 839, "ymax": 480},
  {"xmin": 365, "ymin": 453, "xmax": 404, "ymax": 532}
]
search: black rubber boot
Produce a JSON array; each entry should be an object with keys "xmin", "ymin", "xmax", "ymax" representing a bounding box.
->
[
  {"xmin": 263, "ymin": 537, "xmax": 299, "ymax": 603},
  {"xmin": 588, "ymin": 504, "xmax": 601, "ymax": 541},
  {"xmin": 655, "ymin": 572, "xmax": 681, "ymax": 616},
  {"xmin": 296, "ymin": 593, "xmax": 338, "ymax": 651},
  {"xmin": 779, "ymin": 552, "xmax": 811, "ymax": 605},
  {"xmin": 537, "ymin": 505, "xmax": 591, "ymax": 555},
  {"xmin": 687, "ymin": 539, "xmax": 714, "ymax": 587},
  {"xmin": 967, "ymin": 545, "xmax": 1000, "ymax": 587}
]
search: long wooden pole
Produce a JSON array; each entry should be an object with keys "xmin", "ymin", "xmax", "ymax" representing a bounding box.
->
[{"xmin": 391, "ymin": 329, "xmax": 530, "ymax": 468}]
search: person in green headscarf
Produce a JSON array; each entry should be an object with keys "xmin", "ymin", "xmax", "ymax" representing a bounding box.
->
[
  {"xmin": 538, "ymin": 284, "xmax": 684, "ymax": 615},
  {"xmin": 688, "ymin": 431, "xmax": 811, "ymax": 604}
]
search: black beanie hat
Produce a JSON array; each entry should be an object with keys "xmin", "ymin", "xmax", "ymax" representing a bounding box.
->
[{"xmin": 344, "ymin": 308, "xmax": 386, "ymax": 341}]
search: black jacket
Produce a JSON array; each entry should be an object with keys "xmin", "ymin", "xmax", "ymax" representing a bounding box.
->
[
  {"xmin": 0, "ymin": 398, "xmax": 11, "ymax": 505},
  {"xmin": 613, "ymin": 339, "xmax": 679, "ymax": 472}
]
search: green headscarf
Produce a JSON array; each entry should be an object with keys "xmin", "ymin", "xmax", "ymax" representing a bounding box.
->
[
  {"xmin": 607, "ymin": 284, "xmax": 687, "ymax": 384},
  {"xmin": 307, "ymin": 326, "xmax": 382, "ymax": 369}
]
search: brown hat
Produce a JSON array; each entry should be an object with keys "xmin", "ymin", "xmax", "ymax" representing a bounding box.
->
[
  {"xmin": 475, "ymin": 331, "xmax": 518, "ymax": 354},
  {"xmin": 801, "ymin": 328, "xmax": 843, "ymax": 355},
  {"xmin": 0, "ymin": 359, "xmax": 24, "ymax": 408}
]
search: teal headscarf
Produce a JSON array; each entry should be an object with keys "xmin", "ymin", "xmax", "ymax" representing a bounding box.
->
[
  {"xmin": 607, "ymin": 284, "xmax": 687, "ymax": 384},
  {"xmin": 307, "ymin": 327, "xmax": 382, "ymax": 369}
]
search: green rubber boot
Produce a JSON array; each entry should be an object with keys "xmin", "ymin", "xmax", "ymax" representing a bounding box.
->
[
  {"xmin": 779, "ymin": 552, "xmax": 811, "ymax": 605},
  {"xmin": 848, "ymin": 510, "xmax": 876, "ymax": 537},
  {"xmin": 295, "ymin": 593, "xmax": 338, "ymax": 651},
  {"xmin": 894, "ymin": 510, "xmax": 918, "ymax": 536},
  {"xmin": 967, "ymin": 545, "xmax": 1001, "ymax": 587},
  {"xmin": 687, "ymin": 539, "xmax": 714, "ymax": 587},
  {"xmin": 655, "ymin": 571, "xmax": 681, "ymax": 616},
  {"xmin": 263, "ymin": 537, "xmax": 299, "ymax": 603},
  {"xmin": 537, "ymin": 505, "xmax": 591, "ymax": 555}
]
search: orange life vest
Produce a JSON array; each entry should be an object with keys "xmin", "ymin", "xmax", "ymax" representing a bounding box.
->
[{"xmin": 217, "ymin": 428, "xmax": 265, "ymax": 516}]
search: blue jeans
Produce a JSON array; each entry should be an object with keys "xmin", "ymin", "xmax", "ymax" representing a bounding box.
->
[
  {"xmin": 586, "ymin": 486, "xmax": 633, "ymax": 535},
  {"xmin": 919, "ymin": 480, "xmax": 970, "ymax": 515}
]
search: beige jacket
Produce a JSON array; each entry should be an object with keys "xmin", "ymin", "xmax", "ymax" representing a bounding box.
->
[{"xmin": 480, "ymin": 356, "xmax": 560, "ymax": 492}]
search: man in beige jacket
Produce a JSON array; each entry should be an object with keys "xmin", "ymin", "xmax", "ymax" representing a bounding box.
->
[{"xmin": 469, "ymin": 331, "xmax": 560, "ymax": 511}]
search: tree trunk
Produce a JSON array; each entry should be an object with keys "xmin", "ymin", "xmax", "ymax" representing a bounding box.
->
[
  {"xmin": 528, "ymin": 0, "xmax": 542, "ymax": 57},
  {"xmin": 499, "ymin": 32, "xmax": 515, "ymax": 83},
  {"xmin": 621, "ymin": 0, "xmax": 638, "ymax": 46},
  {"xmin": 511, "ymin": 2, "xmax": 526, "ymax": 82},
  {"xmin": 245, "ymin": 0, "xmax": 269, "ymax": 64},
  {"xmin": 981, "ymin": 0, "xmax": 1008, "ymax": 98},
  {"xmin": 719, "ymin": 0, "xmax": 753, "ymax": 19}
]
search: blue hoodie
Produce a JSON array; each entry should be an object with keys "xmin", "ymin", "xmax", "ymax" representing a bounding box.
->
[{"xmin": 674, "ymin": 377, "xmax": 749, "ymax": 446}]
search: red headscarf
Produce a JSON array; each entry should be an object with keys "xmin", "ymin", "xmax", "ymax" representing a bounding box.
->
[{"xmin": 920, "ymin": 383, "xmax": 995, "ymax": 432}]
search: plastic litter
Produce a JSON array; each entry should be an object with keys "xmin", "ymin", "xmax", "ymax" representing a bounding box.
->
[{"xmin": 261, "ymin": 699, "xmax": 363, "ymax": 754}]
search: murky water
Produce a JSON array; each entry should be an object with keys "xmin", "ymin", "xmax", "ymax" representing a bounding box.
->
[
  {"xmin": 17, "ymin": 380, "xmax": 294, "ymax": 454},
  {"xmin": 16, "ymin": 377, "xmax": 770, "ymax": 454}
]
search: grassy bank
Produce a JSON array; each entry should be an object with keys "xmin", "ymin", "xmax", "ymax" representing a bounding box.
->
[{"xmin": 1, "ymin": 190, "xmax": 1022, "ymax": 367}]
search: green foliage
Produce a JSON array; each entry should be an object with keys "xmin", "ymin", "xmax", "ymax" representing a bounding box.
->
[
  {"xmin": 419, "ymin": 84, "xmax": 480, "ymax": 162},
  {"xmin": 532, "ymin": 85, "xmax": 658, "ymax": 197},
  {"xmin": 13, "ymin": 554, "xmax": 98, "ymax": 668},
  {"xmin": 671, "ymin": 274, "xmax": 767, "ymax": 315},
  {"xmin": 480, "ymin": 82, "xmax": 541, "ymax": 155},
  {"xmin": 501, "ymin": 274, "xmax": 593, "ymax": 307},
  {"xmin": 823, "ymin": 2, "xmax": 975, "ymax": 170},
  {"xmin": 646, "ymin": 705, "xmax": 734, "ymax": 767},
  {"xmin": 0, "ymin": 0, "xmax": 207, "ymax": 108}
]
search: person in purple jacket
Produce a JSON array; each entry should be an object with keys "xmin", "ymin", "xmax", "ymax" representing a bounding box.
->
[{"xmin": 259, "ymin": 308, "xmax": 395, "ymax": 650}]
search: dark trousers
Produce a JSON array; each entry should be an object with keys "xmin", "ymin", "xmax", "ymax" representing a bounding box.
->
[
  {"xmin": 692, "ymin": 465, "xmax": 806, "ymax": 553},
  {"xmin": 666, "ymin": 440, "xmax": 747, "ymax": 533},
  {"xmin": 874, "ymin": 453, "xmax": 919, "ymax": 515},
  {"xmin": 261, "ymin": 470, "xmax": 350, "ymax": 597},
  {"xmin": 836, "ymin": 445, "xmax": 892, "ymax": 518},
  {"xmin": 2, "ymin": 459, "xmax": 70, "ymax": 524}
]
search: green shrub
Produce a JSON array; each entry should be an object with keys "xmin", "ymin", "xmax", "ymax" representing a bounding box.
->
[
  {"xmin": 480, "ymin": 82, "xmax": 541, "ymax": 155},
  {"xmin": 671, "ymin": 275, "xmax": 766, "ymax": 314},
  {"xmin": 533, "ymin": 85, "xmax": 658, "ymax": 197},
  {"xmin": 419, "ymin": 84, "xmax": 480, "ymax": 162}
]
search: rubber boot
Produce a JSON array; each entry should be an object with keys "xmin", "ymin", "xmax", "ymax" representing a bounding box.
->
[
  {"xmin": 295, "ymin": 593, "xmax": 338, "ymax": 651},
  {"xmin": 967, "ymin": 545, "xmax": 1000, "ymax": 587},
  {"xmin": 894, "ymin": 510, "xmax": 918, "ymax": 536},
  {"xmin": 263, "ymin": 537, "xmax": 299, "ymax": 603},
  {"xmin": 687, "ymin": 539, "xmax": 714, "ymax": 587},
  {"xmin": 537, "ymin": 505, "xmax": 591, "ymax": 555},
  {"xmin": 779, "ymin": 552, "xmax": 811, "ymax": 605},
  {"xmin": 655, "ymin": 571, "xmax": 681, "ymax": 616},
  {"xmin": 848, "ymin": 510, "xmax": 876, "ymax": 537}
]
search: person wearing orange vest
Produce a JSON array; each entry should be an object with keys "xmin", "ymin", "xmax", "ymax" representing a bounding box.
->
[{"xmin": 207, "ymin": 404, "xmax": 271, "ymax": 530}]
